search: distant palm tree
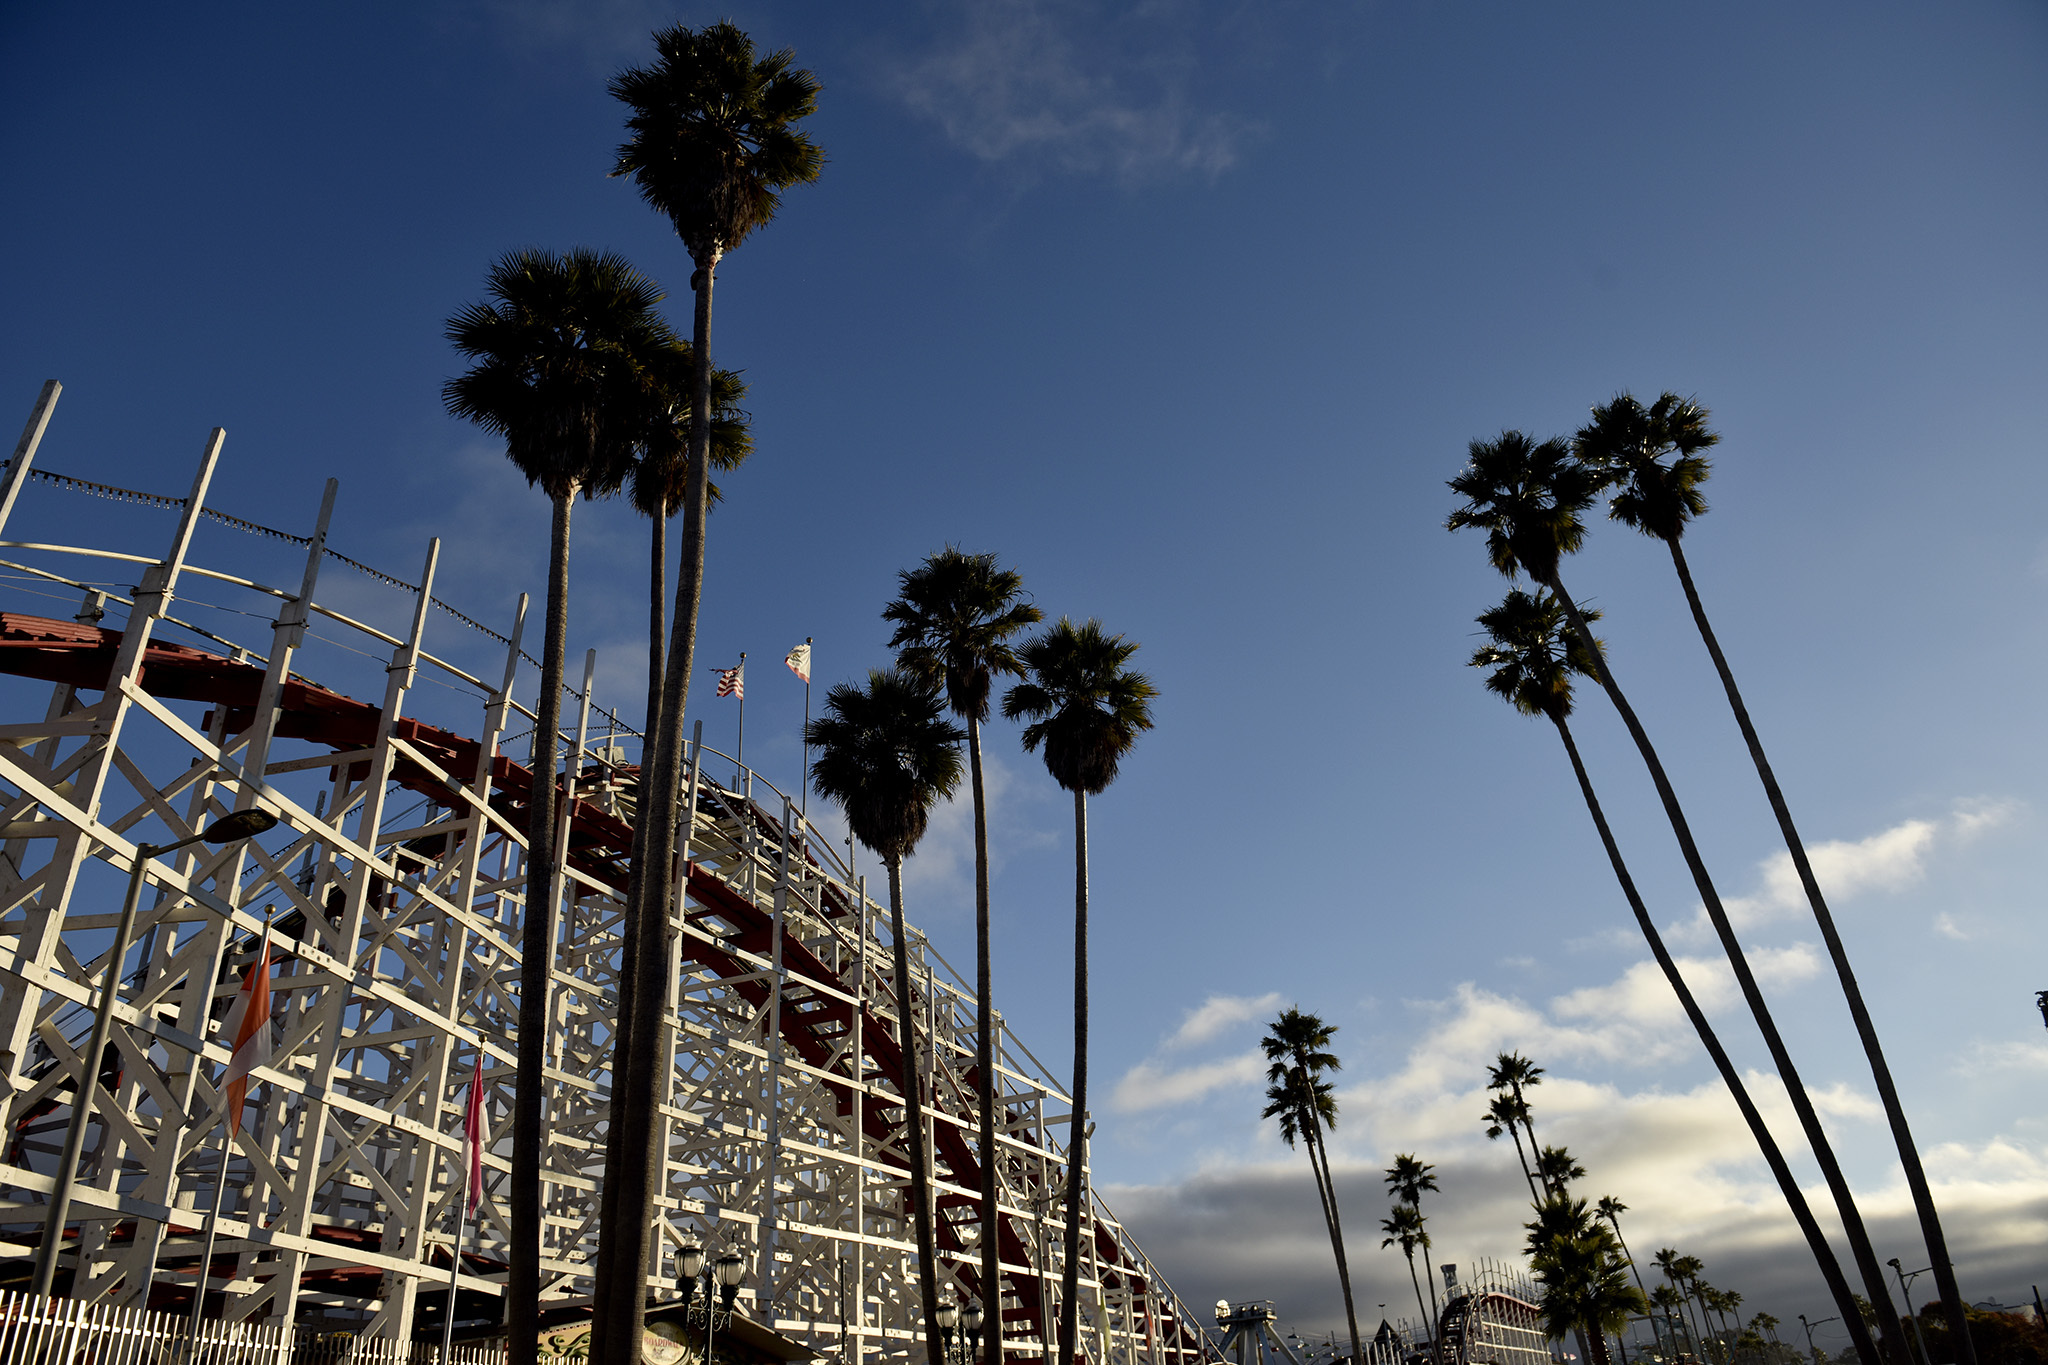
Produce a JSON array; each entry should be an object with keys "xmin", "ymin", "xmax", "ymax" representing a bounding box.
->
[
  {"xmin": 1486, "ymin": 1052, "xmax": 1546, "ymax": 1189},
  {"xmin": 1530, "ymin": 1222, "xmax": 1645, "ymax": 1365},
  {"xmin": 1484, "ymin": 1092, "xmax": 1540, "ymax": 1201},
  {"xmin": 1261, "ymin": 1009, "xmax": 1361, "ymax": 1365},
  {"xmin": 1596, "ymin": 1197, "xmax": 1652, "ymax": 1325},
  {"xmin": 884, "ymin": 547, "xmax": 1041, "ymax": 1361},
  {"xmin": 808, "ymin": 669, "xmax": 966, "ymax": 1363},
  {"xmin": 1652, "ymin": 1251, "xmax": 1705, "ymax": 1357},
  {"xmin": 1004, "ymin": 618, "xmax": 1156, "ymax": 1365},
  {"xmin": 1576, "ymin": 391, "xmax": 1975, "ymax": 1365},
  {"xmin": 1381, "ymin": 1203, "xmax": 1433, "ymax": 1344},
  {"xmin": 1537, "ymin": 1145, "xmax": 1586, "ymax": 1195},
  {"xmin": 603, "ymin": 31, "xmax": 822, "ymax": 1353},
  {"xmin": 1672, "ymin": 1259, "xmax": 1715, "ymax": 1364},
  {"xmin": 442, "ymin": 246, "xmax": 671, "ymax": 1359},
  {"xmin": 1448, "ymin": 431, "xmax": 1904, "ymax": 1365},
  {"xmin": 1384, "ymin": 1154, "xmax": 1441, "ymax": 1302},
  {"xmin": 1471, "ymin": 587, "xmax": 1874, "ymax": 1365},
  {"xmin": 1526, "ymin": 1195, "xmax": 1603, "ymax": 1365},
  {"xmin": 1649, "ymin": 1285, "xmax": 1688, "ymax": 1358}
]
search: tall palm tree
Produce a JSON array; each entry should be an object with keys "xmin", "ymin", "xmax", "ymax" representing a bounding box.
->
[
  {"xmin": 1526, "ymin": 1195, "xmax": 1603, "ymax": 1365},
  {"xmin": 1674, "ymin": 1258, "xmax": 1716, "ymax": 1364},
  {"xmin": 1596, "ymin": 1196, "xmax": 1653, "ymax": 1326},
  {"xmin": 1483, "ymin": 1092, "xmax": 1540, "ymax": 1201},
  {"xmin": 601, "ymin": 25, "xmax": 823, "ymax": 1356},
  {"xmin": 1262, "ymin": 1009, "xmax": 1361, "ymax": 1365},
  {"xmin": 1537, "ymin": 1145, "xmax": 1586, "ymax": 1195},
  {"xmin": 1653, "ymin": 1251, "xmax": 1702, "ymax": 1355},
  {"xmin": 1384, "ymin": 1155, "xmax": 1441, "ymax": 1302},
  {"xmin": 1003, "ymin": 618, "xmax": 1156, "ymax": 1365},
  {"xmin": 593, "ymin": 341, "xmax": 751, "ymax": 1329},
  {"xmin": 1448, "ymin": 432, "xmax": 1908, "ymax": 1365},
  {"xmin": 442, "ymin": 247, "xmax": 671, "ymax": 1361},
  {"xmin": 1470, "ymin": 587, "xmax": 1875, "ymax": 1364},
  {"xmin": 1381, "ymin": 1203, "xmax": 1433, "ymax": 1345},
  {"xmin": 808, "ymin": 670, "xmax": 966, "ymax": 1363},
  {"xmin": 1576, "ymin": 391, "xmax": 1975, "ymax": 1365},
  {"xmin": 1486, "ymin": 1052, "xmax": 1546, "ymax": 1189},
  {"xmin": 884, "ymin": 548, "xmax": 1041, "ymax": 1361},
  {"xmin": 1649, "ymin": 1285, "xmax": 1689, "ymax": 1359}
]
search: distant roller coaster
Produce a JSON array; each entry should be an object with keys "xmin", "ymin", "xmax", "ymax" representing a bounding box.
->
[{"xmin": 0, "ymin": 383, "xmax": 1218, "ymax": 1364}]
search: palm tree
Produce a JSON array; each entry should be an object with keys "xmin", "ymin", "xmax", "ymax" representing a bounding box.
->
[
  {"xmin": 1596, "ymin": 1197, "xmax": 1652, "ymax": 1326},
  {"xmin": 1448, "ymin": 432, "xmax": 1907, "ymax": 1365},
  {"xmin": 1537, "ymin": 1145, "xmax": 1586, "ymax": 1195},
  {"xmin": 807, "ymin": 670, "xmax": 966, "ymax": 1362},
  {"xmin": 1673, "ymin": 1259, "xmax": 1715, "ymax": 1364},
  {"xmin": 1470, "ymin": 586, "xmax": 1875, "ymax": 1364},
  {"xmin": 1527, "ymin": 1195, "xmax": 1602, "ymax": 1365},
  {"xmin": 600, "ymin": 26, "xmax": 822, "ymax": 1356},
  {"xmin": 1384, "ymin": 1155, "xmax": 1441, "ymax": 1302},
  {"xmin": 1486, "ymin": 1052, "xmax": 1546, "ymax": 1189},
  {"xmin": 442, "ymin": 247, "xmax": 672, "ymax": 1360},
  {"xmin": 1484, "ymin": 1092, "xmax": 1540, "ymax": 1201},
  {"xmin": 1381, "ymin": 1203, "xmax": 1433, "ymax": 1345},
  {"xmin": 1649, "ymin": 1285, "xmax": 1689, "ymax": 1359},
  {"xmin": 1530, "ymin": 1223, "xmax": 1645, "ymax": 1365},
  {"xmin": 1262, "ymin": 1009, "xmax": 1362, "ymax": 1365},
  {"xmin": 1576, "ymin": 391, "xmax": 1975, "ymax": 1365},
  {"xmin": 1003, "ymin": 618, "xmax": 1156, "ymax": 1365},
  {"xmin": 884, "ymin": 548, "xmax": 1041, "ymax": 1360}
]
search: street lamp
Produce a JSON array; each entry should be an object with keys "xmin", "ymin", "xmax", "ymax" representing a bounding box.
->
[
  {"xmin": 1799, "ymin": 1314, "xmax": 1837, "ymax": 1365},
  {"xmin": 1887, "ymin": 1259, "xmax": 1932, "ymax": 1365},
  {"xmin": 31, "ymin": 809, "xmax": 279, "ymax": 1298},
  {"xmin": 935, "ymin": 1299, "xmax": 961, "ymax": 1365},
  {"xmin": 677, "ymin": 1244, "xmax": 747, "ymax": 1365},
  {"xmin": 962, "ymin": 1300, "xmax": 985, "ymax": 1365}
]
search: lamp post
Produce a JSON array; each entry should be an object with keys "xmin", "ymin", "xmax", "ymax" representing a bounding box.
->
[
  {"xmin": 1799, "ymin": 1315, "xmax": 1837, "ymax": 1365},
  {"xmin": 1888, "ymin": 1259, "xmax": 1933, "ymax": 1365},
  {"xmin": 30, "ymin": 809, "xmax": 278, "ymax": 1299},
  {"xmin": 962, "ymin": 1300, "xmax": 985, "ymax": 1365},
  {"xmin": 936, "ymin": 1298, "xmax": 961, "ymax": 1365},
  {"xmin": 678, "ymin": 1245, "xmax": 746, "ymax": 1365}
]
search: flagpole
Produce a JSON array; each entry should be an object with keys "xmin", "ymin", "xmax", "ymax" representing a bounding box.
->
[
  {"xmin": 441, "ymin": 1188, "xmax": 468, "ymax": 1364},
  {"xmin": 184, "ymin": 1139, "xmax": 233, "ymax": 1357},
  {"xmin": 735, "ymin": 651, "xmax": 746, "ymax": 792},
  {"xmin": 800, "ymin": 638, "xmax": 812, "ymax": 825}
]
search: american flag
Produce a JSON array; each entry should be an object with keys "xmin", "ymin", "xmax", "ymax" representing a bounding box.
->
[{"xmin": 716, "ymin": 661, "xmax": 744, "ymax": 700}]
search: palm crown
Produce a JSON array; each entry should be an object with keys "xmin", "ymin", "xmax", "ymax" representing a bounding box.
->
[
  {"xmin": 610, "ymin": 22, "xmax": 824, "ymax": 263},
  {"xmin": 626, "ymin": 340, "xmax": 753, "ymax": 519},
  {"xmin": 805, "ymin": 670, "xmax": 965, "ymax": 865},
  {"xmin": 1471, "ymin": 589, "xmax": 1603, "ymax": 724},
  {"xmin": 1380, "ymin": 1202, "xmax": 1426, "ymax": 1256},
  {"xmin": 1483, "ymin": 1091, "xmax": 1529, "ymax": 1139},
  {"xmin": 883, "ymin": 548, "xmax": 1042, "ymax": 724},
  {"xmin": 443, "ymin": 248, "xmax": 674, "ymax": 500},
  {"xmin": 1446, "ymin": 431, "xmax": 1601, "ymax": 584},
  {"xmin": 1573, "ymin": 391, "xmax": 1719, "ymax": 543},
  {"xmin": 1537, "ymin": 1145, "xmax": 1587, "ymax": 1191},
  {"xmin": 1261, "ymin": 1067, "xmax": 1337, "ymax": 1149},
  {"xmin": 1385, "ymin": 1154, "xmax": 1438, "ymax": 1207},
  {"xmin": 1488, "ymin": 1051, "xmax": 1546, "ymax": 1096},
  {"xmin": 1260, "ymin": 1007, "xmax": 1341, "ymax": 1142},
  {"xmin": 1003, "ymin": 618, "xmax": 1157, "ymax": 795}
]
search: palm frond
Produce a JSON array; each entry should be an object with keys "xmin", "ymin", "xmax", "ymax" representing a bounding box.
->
[
  {"xmin": 804, "ymin": 669, "xmax": 965, "ymax": 864},
  {"xmin": 1573, "ymin": 390, "xmax": 1719, "ymax": 543},
  {"xmin": 1446, "ymin": 431, "xmax": 1601, "ymax": 584},
  {"xmin": 883, "ymin": 547, "xmax": 1042, "ymax": 723},
  {"xmin": 1002, "ymin": 617, "xmax": 1157, "ymax": 795}
]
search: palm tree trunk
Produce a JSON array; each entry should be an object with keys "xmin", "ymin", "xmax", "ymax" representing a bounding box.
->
[
  {"xmin": 970, "ymin": 715, "xmax": 1003, "ymax": 1365},
  {"xmin": 1664, "ymin": 537, "xmax": 1975, "ymax": 1365},
  {"xmin": 1404, "ymin": 1248, "xmax": 1431, "ymax": 1352},
  {"xmin": 604, "ymin": 250, "xmax": 723, "ymax": 1363},
  {"xmin": 1505, "ymin": 1119, "xmax": 1539, "ymax": 1202},
  {"xmin": 510, "ymin": 486, "xmax": 573, "ymax": 1365},
  {"xmin": 1552, "ymin": 715, "xmax": 1873, "ymax": 1364},
  {"xmin": 592, "ymin": 503, "xmax": 669, "ymax": 1363},
  {"xmin": 1307, "ymin": 1123, "xmax": 1362, "ymax": 1365},
  {"xmin": 1543, "ymin": 570, "xmax": 1908, "ymax": 1365},
  {"xmin": 1513, "ymin": 1087, "xmax": 1547, "ymax": 1197},
  {"xmin": 1058, "ymin": 788, "xmax": 1089, "ymax": 1365},
  {"xmin": 888, "ymin": 853, "xmax": 947, "ymax": 1364}
]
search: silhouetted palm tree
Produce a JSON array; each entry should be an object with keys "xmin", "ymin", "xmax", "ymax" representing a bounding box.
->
[
  {"xmin": 1537, "ymin": 1145, "xmax": 1586, "ymax": 1195},
  {"xmin": 443, "ymin": 247, "xmax": 671, "ymax": 1358},
  {"xmin": 1385, "ymin": 1154, "xmax": 1441, "ymax": 1302},
  {"xmin": 1596, "ymin": 1196, "xmax": 1653, "ymax": 1323},
  {"xmin": 1530, "ymin": 1212, "xmax": 1644, "ymax": 1365},
  {"xmin": 885, "ymin": 548, "xmax": 1041, "ymax": 1360},
  {"xmin": 1484, "ymin": 1092, "xmax": 1540, "ymax": 1201},
  {"xmin": 1470, "ymin": 587, "xmax": 1873, "ymax": 1363},
  {"xmin": 1381, "ymin": 1203, "xmax": 1433, "ymax": 1345},
  {"xmin": 1004, "ymin": 618, "xmax": 1156, "ymax": 1365},
  {"xmin": 1486, "ymin": 1051, "xmax": 1546, "ymax": 1189},
  {"xmin": 1576, "ymin": 391, "xmax": 1974, "ymax": 1365},
  {"xmin": 1262, "ymin": 1009, "xmax": 1361, "ymax": 1365},
  {"xmin": 602, "ymin": 31, "xmax": 823, "ymax": 1353},
  {"xmin": 1449, "ymin": 432, "xmax": 1904, "ymax": 1365},
  {"xmin": 808, "ymin": 670, "xmax": 966, "ymax": 1362}
]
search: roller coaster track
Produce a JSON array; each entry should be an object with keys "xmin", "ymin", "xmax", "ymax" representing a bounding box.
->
[{"xmin": 0, "ymin": 389, "xmax": 1218, "ymax": 1363}]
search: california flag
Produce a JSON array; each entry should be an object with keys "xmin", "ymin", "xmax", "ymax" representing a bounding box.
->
[
  {"xmin": 784, "ymin": 641, "xmax": 811, "ymax": 684},
  {"xmin": 464, "ymin": 1051, "xmax": 488, "ymax": 1212}
]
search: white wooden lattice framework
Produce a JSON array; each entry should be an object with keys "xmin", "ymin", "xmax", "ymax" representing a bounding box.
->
[{"xmin": 0, "ymin": 386, "xmax": 1218, "ymax": 1364}]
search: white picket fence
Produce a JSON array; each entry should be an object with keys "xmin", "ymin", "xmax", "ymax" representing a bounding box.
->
[{"xmin": 0, "ymin": 1292, "xmax": 520, "ymax": 1365}]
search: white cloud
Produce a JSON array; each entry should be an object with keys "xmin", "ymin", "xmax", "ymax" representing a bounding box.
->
[
  {"xmin": 1113, "ymin": 1050, "xmax": 1266, "ymax": 1113},
  {"xmin": 1167, "ymin": 992, "xmax": 1287, "ymax": 1050},
  {"xmin": 883, "ymin": 0, "xmax": 1248, "ymax": 182},
  {"xmin": 1933, "ymin": 912, "xmax": 1971, "ymax": 941}
]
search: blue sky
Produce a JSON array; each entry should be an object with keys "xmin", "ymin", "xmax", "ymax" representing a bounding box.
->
[{"xmin": 5, "ymin": 0, "xmax": 2047, "ymax": 1345}]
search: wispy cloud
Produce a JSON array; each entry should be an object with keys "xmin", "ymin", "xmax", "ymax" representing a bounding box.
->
[
  {"xmin": 1167, "ymin": 992, "xmax": 1287, "ymax": 1050},
  {"xmin": 882, "ymin": 0, "xmax": 1250, "ymax": 183},
  {"xmin": 1113, "ymin": 1050, "xmax": 1266, "ymax": 1113}
]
